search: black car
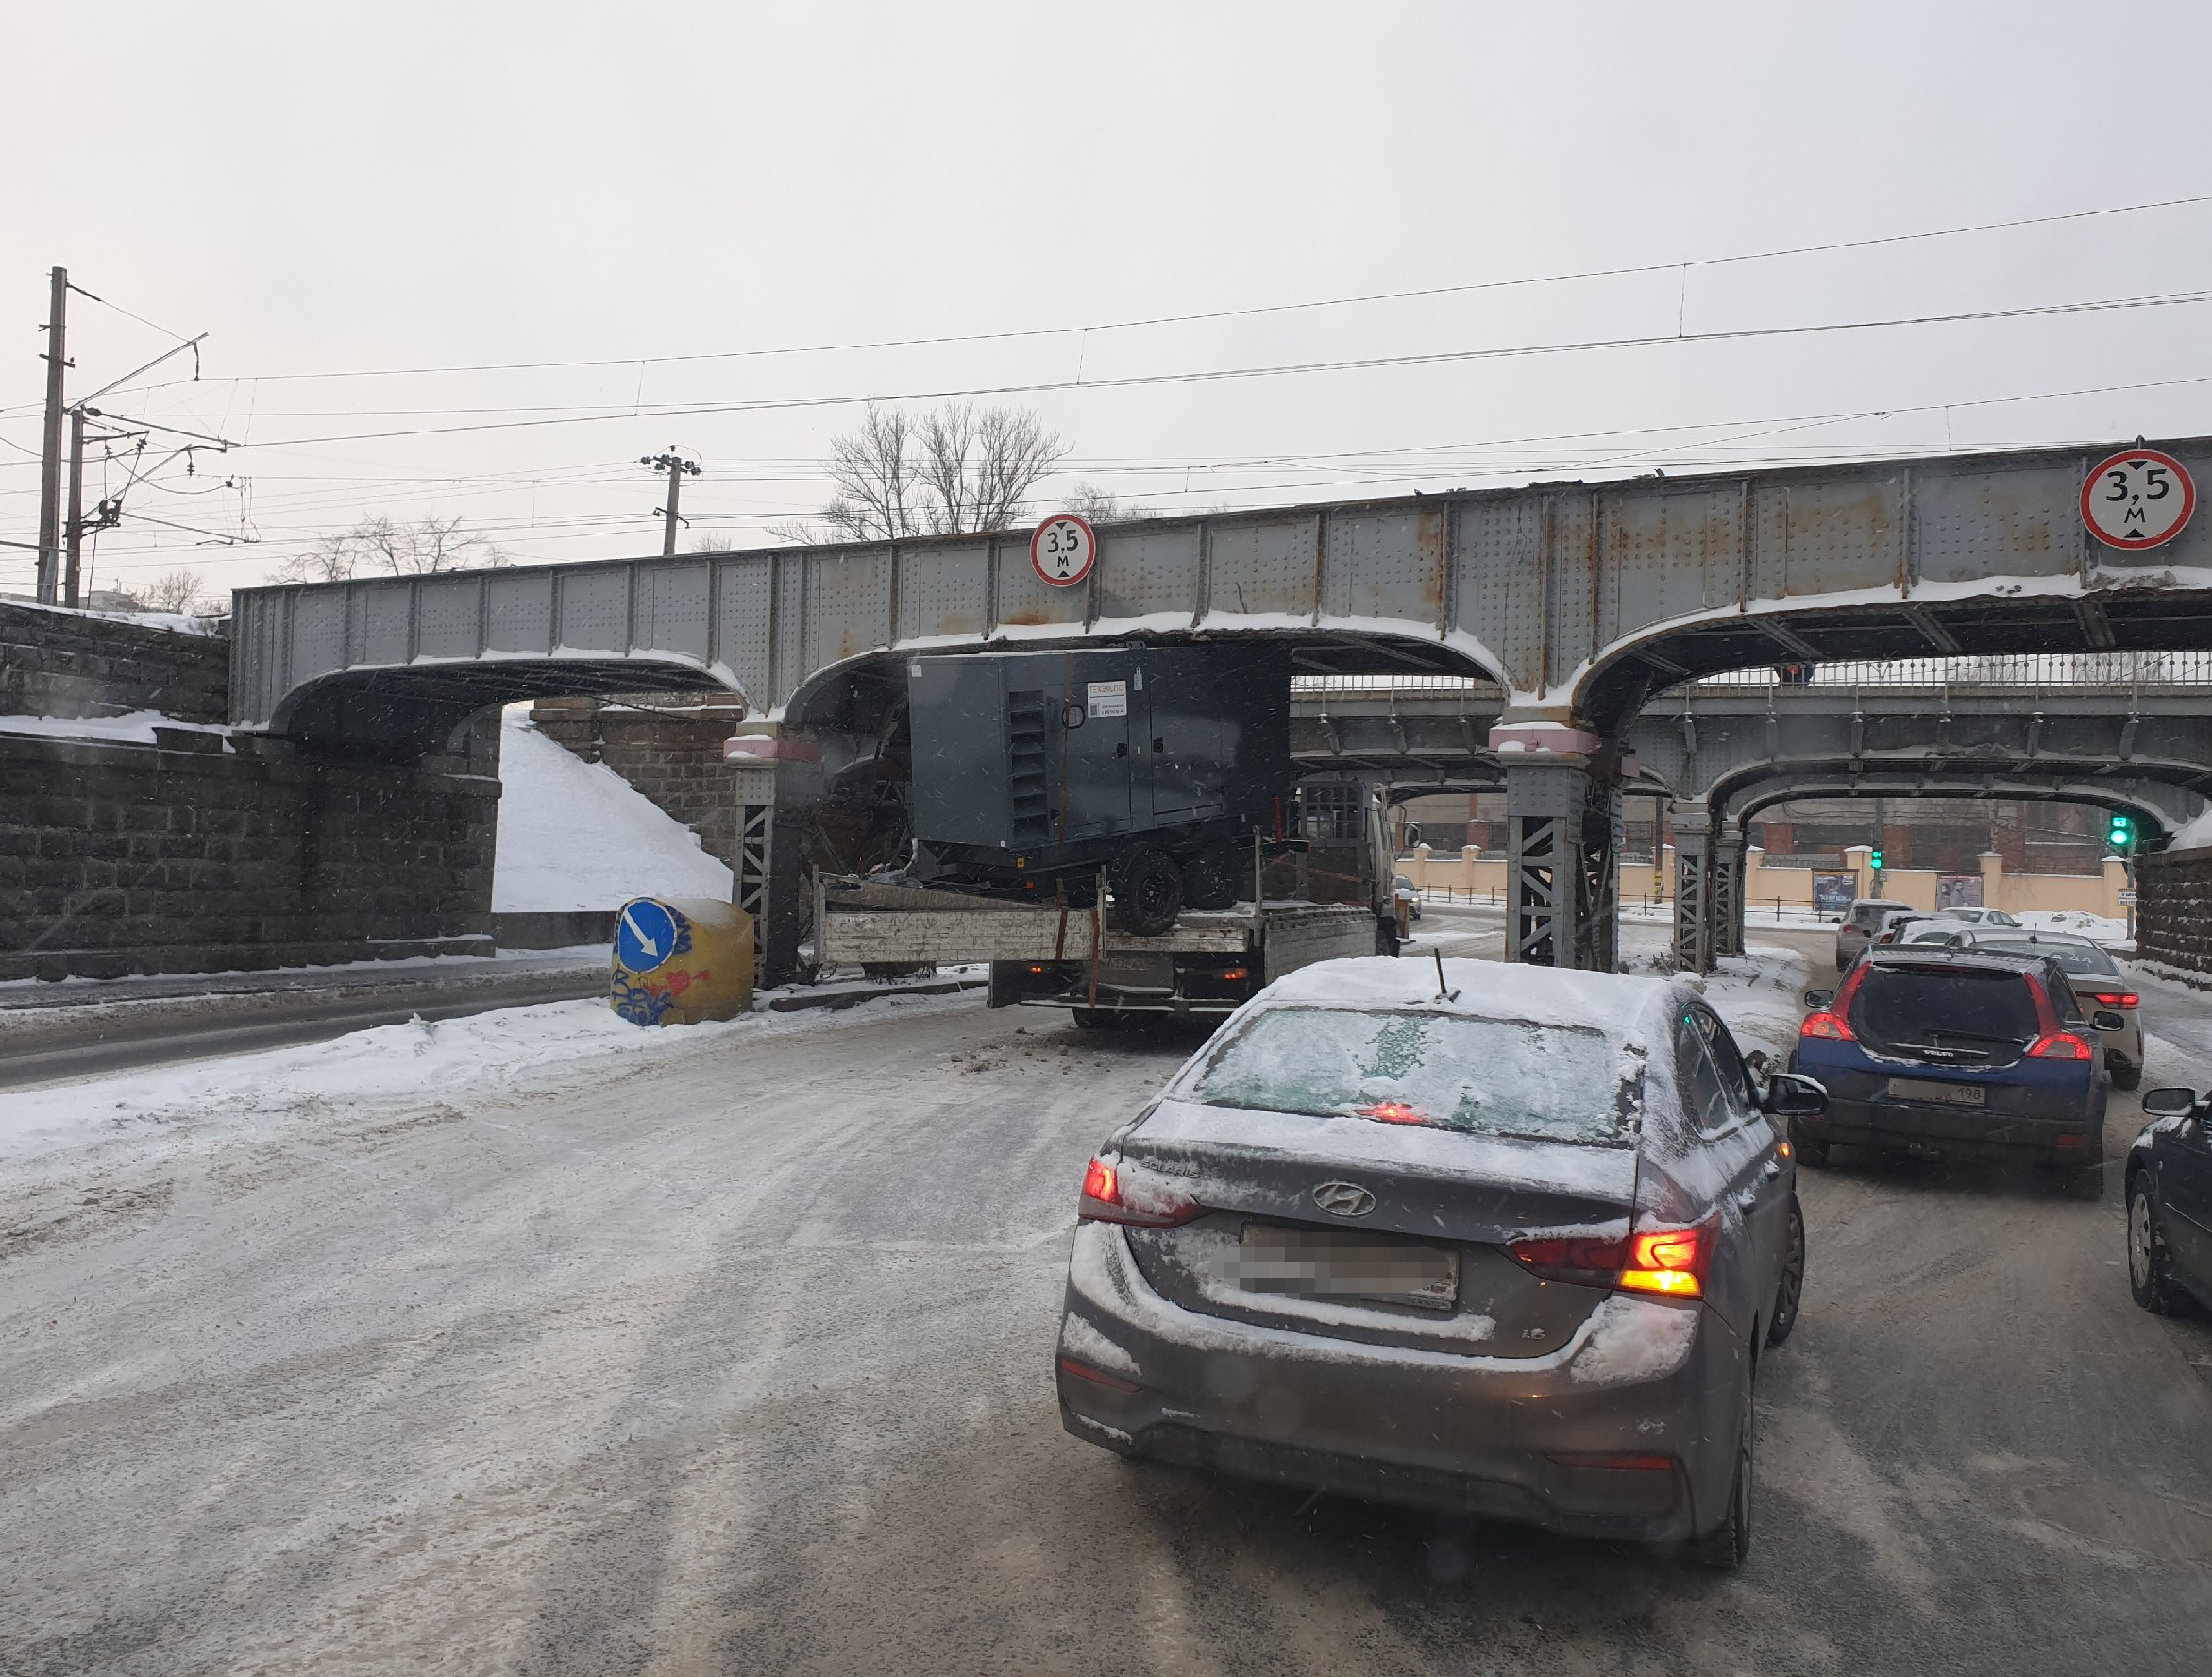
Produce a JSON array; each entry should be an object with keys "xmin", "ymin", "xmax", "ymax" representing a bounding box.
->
[{"xmin": 2127, "ymin": 1088, "xmax": 2212, "ymax": 1314}]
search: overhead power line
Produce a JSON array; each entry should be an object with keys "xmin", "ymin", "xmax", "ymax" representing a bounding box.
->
[
  {"xmin": 218, "ymin": 193, "xmax": 2211, "ymax": 385},
  {"xmin": 231, "ymin": 286, "xmax": 2212, "ymax": 449}
]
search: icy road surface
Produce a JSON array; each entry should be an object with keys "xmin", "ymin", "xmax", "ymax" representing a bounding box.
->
[{"xmin": 3, "ymin": 920, "xmax": 2211, "ymax": 1674}]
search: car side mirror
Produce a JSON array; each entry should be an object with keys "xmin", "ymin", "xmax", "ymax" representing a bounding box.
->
[
  {"xmin": 1803, "ymin": 989, "xmax": 1834, "ymax": 1011},
  {"xmin": 2142, "ymin": 1087, "xmax": 2200, "ymax": 1118},
  {"xmin": 1827, "ymin": 916, "xmax": 1842, "ymax": 924},
  {"xmin": 2091, "ymin": 1010, "xmax": 2126, "ymax": 1033},
  {"xmin": 1763, "ymin": 1072, "xmax": 1827, "ymax": 1118}
]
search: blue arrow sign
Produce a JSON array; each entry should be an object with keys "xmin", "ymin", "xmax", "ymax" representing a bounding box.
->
[{"xmin": 616, "ymin": 899, "xmax": 680, "ymax": 973}]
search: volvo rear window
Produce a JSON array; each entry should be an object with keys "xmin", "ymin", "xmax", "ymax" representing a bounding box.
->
[
  {"xmin": 1853, "ymin": 967, "xmax": 2039, "ymax": 1046},
  {"xmin": 1184, "ymin": 1007, "xmax": 1633, "ymax": 1143}
]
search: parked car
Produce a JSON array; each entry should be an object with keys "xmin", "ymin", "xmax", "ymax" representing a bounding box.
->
[
  {"xmin": 1392, "ymin": 875, "xmax": 1424, "ymax": 921},
  {"xmin": 1930, "ymin": 907, "xmax": 2020, "ymax": 928},
  {"xmin": 1833, "ymin": 898, "xmax": 1916, "ymax": 970},
  {"xmin": 1055, "ymin": 957, "xmax": 1824, "ymax": 1568},
  {"xmin": 2126, "ymin": 1087, "xmax": 2212, "ymax": 1314},
  {"xmin": 1788, "ymin": 947, "xmax": 2121, "ymax": 1195},
  {"xmin": 1938, "ymin": 931, "xmax": 2144, "ymax": 1090}
]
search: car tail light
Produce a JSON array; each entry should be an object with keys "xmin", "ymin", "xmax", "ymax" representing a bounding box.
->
[
  {"xmin": 1800, "ymin": 1011, "xmax": 1854, "ymax": 1041},
  {"xmin": 1357, "ymin": 1100, "xmax": 1425, "ymax": 1125},
  {"xmin": 2027, "ymin": 1032, "xmax": 2095, "ymax": 1060},
  {"xmin": 1025, "ymin": 963, "xmax": 1049, "ymax": 974},
  {"xmin": 1547, "ymin": 1452, "xmax": 1677, "ymax": 1472},
  {"xmin": 1057, "ymin": 1355, "xmax": 1143, "ymax": 1394},
  {"xmin": 1219, "ymin": 966, "xmax": 1248, "ymax": 982},
  {"xmin": 1509, "ymin": 1216, "xmax": 1714, "ymax": 1302},
  {"xmin": 2090, "ymin": 992, "xmax": 2138, "ymax": 1008},
  {"xmin": 1078, "ymin": 1157, "xmax": 1200, "ymax": 1228}
]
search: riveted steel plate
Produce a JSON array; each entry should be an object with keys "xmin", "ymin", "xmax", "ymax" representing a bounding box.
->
[
  {"xmin": 993, "ymin": 535, "xmax": 1086, "ymax": 631},
  {"xmin": 901, "ymin": 543, "xmax": 989, "ymax": 640},
  {"xmin": 772, "ymin": 556, "xmax": 806, "ymax": 705},
  {"xmin": 292, "ymin": 589, "xmax": 346, "ymax": 684},
  {"xmin": 717, "ymin": 555, "xmax": 773, "ymax": 703},
  {"xmin": 1323, "ymin": 509, "xmax": 1444, "ymax": 627},
  {"xmin": 557, "ymin": 568, "xmax": 630, "ymax": 653},
  {"xmin": 809, "ymin": 550, "xmax": 892, "ymax": 667},
  {"xmin": 417, "ymin": 576, "xmax": 483, "ymax": 661},
  {"xmin": 638, "ymin": 561, "xmax": 712, "ymax": 662},
  {"xmin": 1748, "ymin": 476, "xmax": 1903, "ymax": 602},
  {"xmin": 353, "ymin": 581, "xmax": 413, "ymax": 668},
  {"xmin": 1096, "ymin": 526, "xmax": 1201, "ymax": 621},
  {"xmin": 1602, "ymin": 485, "xmax": 1743, "ymax": 646},
  {"xmin": 486, "ymin": 570, "xmax": 555, "ymax": 656},
  {"xmin": 1206, "ymin": 517, "xmax": 1318, "ymax": 619},
  {"xmin": 1453, "ymin": 498, "xmax": 1544, "ymax": 686}
]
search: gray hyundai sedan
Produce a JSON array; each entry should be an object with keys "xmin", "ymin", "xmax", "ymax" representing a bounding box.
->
[{"xmin": 1055, "ymin": 957, "xmax": 1821, "ymax": 1567}]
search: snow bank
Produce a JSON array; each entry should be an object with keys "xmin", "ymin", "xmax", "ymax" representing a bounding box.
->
[
  {"xmin": 493, "ymin": 704, "xmax": 731, "ymax": 912},
  {"xmin": 2170, "ymin": 805, "xmax": 2212, "ymax": 852},
  {"xmin": 0, "ymin": 710, "xmax": 228, "ymax": 746},
  {"xmin": 0, "ymin": 989, "xmax": 980, "ymax": 1168}
]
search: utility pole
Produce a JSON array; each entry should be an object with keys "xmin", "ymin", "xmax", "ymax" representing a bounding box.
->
[
  {"xmin": 34, "ymin": 266, "xmax": 70, "ymax": 603},
  {"xmin": 641, "ymin": 448, "xmax": 701, "ymax": 556},
  {"xmin": 64, "ymin": 405, "xmax": 86, "ymax": 608}
]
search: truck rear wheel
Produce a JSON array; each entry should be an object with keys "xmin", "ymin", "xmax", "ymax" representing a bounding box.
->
[
  {"xmin": 1179, "ymin": 845, "xmax": 1243, "ymax": 911},
  {"xmin": 1109, "ymin": 845, "xmax": 1185, "ymax": 936}
]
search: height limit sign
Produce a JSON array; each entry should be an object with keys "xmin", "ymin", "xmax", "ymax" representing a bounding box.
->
[
  {"xmin": 2082, "ymin": 447, "xmax": 2195, "ymax": 552},
  {"xmin": 1030, "ymin": 514, "xmax": 1097, "ymax": 586}
]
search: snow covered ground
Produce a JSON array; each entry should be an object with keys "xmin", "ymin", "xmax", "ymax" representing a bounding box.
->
[
  {"xmin": 492, "ymin": 704, "xmax": 731, "ymax": 912},
  {"xmin": 0, "ymin": 987, "xmax": 981, "ymax": 1174}
]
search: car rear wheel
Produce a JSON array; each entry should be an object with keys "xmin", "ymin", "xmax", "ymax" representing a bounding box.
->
[
  {"xmin": 1696, "ymin": 1379, "xmax": 1755, "ymax": 1570},
  {"xmin": 2111, "ymin": 1059, "xmax": 2143, "ymax": 1092},
  {"xmin": 1766, "ymin": 1199, "xmax": 1806, "ymax": 1347},
  {"xmin": 2129, "ymin": 1175, "xmax": 2189, "ymax": 1315}
]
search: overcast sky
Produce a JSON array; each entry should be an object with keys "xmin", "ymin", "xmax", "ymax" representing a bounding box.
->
[{"xmin": 7, "ymin": 2, "xmax": 2212, "ymax": 601}]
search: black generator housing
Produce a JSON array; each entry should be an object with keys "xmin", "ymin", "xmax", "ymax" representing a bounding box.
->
[{"xmin": 905, "ymin": 643, "xmax": 1292, "ymax": 931}]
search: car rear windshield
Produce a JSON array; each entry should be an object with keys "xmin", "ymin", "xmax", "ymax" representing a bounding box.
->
[
  {"xmin": 1970, "ymin": 939, "xmax": 2119, "ymax": 977},
  {"xmin": 1853, "ymin": 966, "xmax": 2039, "ymax": 1047},
  {"xmin": 1185, "ymin": 1007, "xmax": 1632, "ymax": 1144}
]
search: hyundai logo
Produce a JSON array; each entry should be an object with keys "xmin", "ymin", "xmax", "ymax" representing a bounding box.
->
[{"xmin": 1312, "ymin": 1181, "xmax": 1376, "ymax": 1219}]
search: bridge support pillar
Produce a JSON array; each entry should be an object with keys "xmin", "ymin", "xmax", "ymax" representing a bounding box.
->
[
  {"xmin": 1714, "ymin": 831, "xmax": 1746, "ymax": 958},
  {"xmin": 1502, "ymin": 756, "xmax": 1619, "ymax": 971},
  {"xmin": 729, "ymin": 756, "xmax": 819, "ymax": 989},
  {"xmin": 1672, "ymin": 811, "xmax": 1714, "ymax": 974}
]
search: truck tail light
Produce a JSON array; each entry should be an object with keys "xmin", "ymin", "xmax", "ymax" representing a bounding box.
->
[
  {"xmin": 1079, "ymin": 1157, "xmax": 1200, "ymax": 1228},
  {"xmin": 2027, "ymin": 1032, "xmax": 2095, "ymax": 1060}
]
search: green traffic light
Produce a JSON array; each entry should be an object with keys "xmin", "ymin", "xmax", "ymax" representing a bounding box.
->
[{"xmin": 1868, "ymin": 849, "xmax": 1884, "ymax": 871}]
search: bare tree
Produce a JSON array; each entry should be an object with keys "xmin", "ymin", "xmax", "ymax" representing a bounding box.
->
[
  {"xmin": 797, "ymin": 403, "xmax": 1067, "ymax": 542},
  {"xmin": 275, "ymin": 516, "xmax": 507, "ymax": 583},
  {"xmin": 140, "ymin": 568, "xmax": 206, "ymax": 613},
  {"xmin": 1062, "ymin": 483, "xmax": 1145, "ymax": 525}
]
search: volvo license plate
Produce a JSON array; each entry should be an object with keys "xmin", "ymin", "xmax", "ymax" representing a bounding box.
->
[{"xmin": 1889, "ymin": 1077, "xmax": 1985, "ymax": 1107}]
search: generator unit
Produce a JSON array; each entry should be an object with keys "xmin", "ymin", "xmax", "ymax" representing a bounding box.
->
[{"xmin": 905, "ymin": 643, "xmax": 1292, "ymax": 933}]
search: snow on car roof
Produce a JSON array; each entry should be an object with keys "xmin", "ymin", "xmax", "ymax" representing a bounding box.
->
[{"xmin": 1252, "ymin": 955, "xmax": 1687, "ymax": 1042}]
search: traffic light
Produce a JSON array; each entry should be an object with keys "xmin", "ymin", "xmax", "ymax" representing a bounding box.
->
[
  {"xmin": 2108, "ymin": 813, "xmax": 2136, "ymax": 853},
  {"xmin": 1868, "ymin": 848, "xmax": 1884, "ymax": 872}
]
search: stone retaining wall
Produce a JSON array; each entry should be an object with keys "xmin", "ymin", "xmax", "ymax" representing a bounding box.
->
[
  {"xmin": 2134, "ymin": 848, "xmax": 2212, "ymax": 974},
  {"xmin": 2, "ymin": 602, "xmax": 505, "ymax": 980},
  {"xmin": 0, "ymin": 600, "xmax": 228, "ymax": 721}
]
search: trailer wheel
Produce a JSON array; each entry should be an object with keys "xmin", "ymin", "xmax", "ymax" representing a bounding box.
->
[
  {"xmin": 1072, "ymin": 1008, "xmax": 1123, "ymax": 1030},
  {"xmin": 1109, "ymin": 845, "xmax": 1185, "ymax": 936},
  {"xmin": 1179, "ymin": 845, "xmax": 1243, "ymax": 911}
]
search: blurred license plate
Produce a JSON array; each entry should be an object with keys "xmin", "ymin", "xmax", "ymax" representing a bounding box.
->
[
  {"xmin": 1238, "ymin": 1225, "xmax": 1458, "ymax": 1310},
  {"xmin": 1889, "ymin": 1077, "xmax": 1984, "ymax": 1107}
]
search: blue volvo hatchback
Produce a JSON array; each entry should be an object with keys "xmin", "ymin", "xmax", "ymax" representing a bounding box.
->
[{"xmin": 1787, "ymin": 947, "xmax": 2121, "ymax": 1196}]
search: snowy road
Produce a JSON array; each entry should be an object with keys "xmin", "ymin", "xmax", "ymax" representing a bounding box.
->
[{"xmin": 4, "ymin": 926, "xmax": 2211, "ymax": 1674}]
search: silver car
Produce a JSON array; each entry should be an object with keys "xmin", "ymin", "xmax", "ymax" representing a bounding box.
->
[
  {"xmin": 1055, "ymin": 957, "xmax": 1822, "ymax": 1567},
  {"xmin": 1834, "ymin": 899, "xmax": 1916, "ymax": 970}
]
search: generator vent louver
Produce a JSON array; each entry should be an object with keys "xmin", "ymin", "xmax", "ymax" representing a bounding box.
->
[{"xmin": 1007, "ymin": 690, "xmax": 1051, "ymax": 843}]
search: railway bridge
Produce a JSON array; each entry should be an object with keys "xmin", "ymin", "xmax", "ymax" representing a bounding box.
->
[
  {"xmin": 230, "ymin": 436, "xmax": 2212, "ymax": 979},
  {"xmin": 1289, "ymin": 656, "xmax": 2212, "ymax": 968}
]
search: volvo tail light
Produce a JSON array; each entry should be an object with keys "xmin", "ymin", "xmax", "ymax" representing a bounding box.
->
[
  {"xmin": 2027, "ymin": 1032, "xmax": 2095, "ymax": 1060},
  {"xmin": 1800, "ymin": 1011, "xmax": 1854, "ymax": 1041},
  {"xmin": 1078, "ymin": 1157, "xmax": 1201, "ymax": 1228}
]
